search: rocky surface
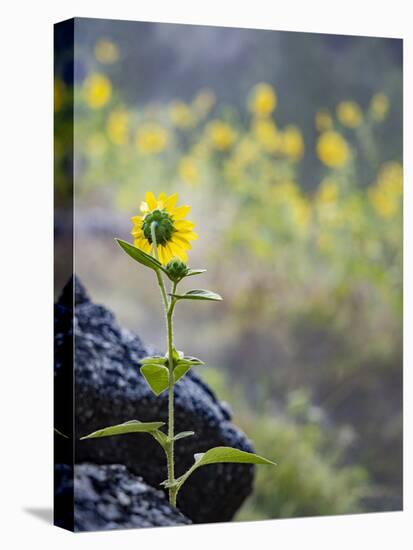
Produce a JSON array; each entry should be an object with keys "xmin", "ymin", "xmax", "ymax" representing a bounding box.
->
[
  {"xmin": 54, "ymin": 277, "xmax": 255, "ymax": 525},
  {"xmin": 55, "ymin": 463, "xmax": 191, "ymax": 531}
]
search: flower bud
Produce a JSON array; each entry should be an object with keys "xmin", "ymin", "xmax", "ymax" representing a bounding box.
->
[{"xmin": 165, "ymin": 258, "xmax": 189, "ymax": 282}]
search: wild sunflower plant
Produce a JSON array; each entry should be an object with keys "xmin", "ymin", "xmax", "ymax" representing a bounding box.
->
[{"xmin": 81, "ymin": 191, "xmax": 276, "ymax": 508}]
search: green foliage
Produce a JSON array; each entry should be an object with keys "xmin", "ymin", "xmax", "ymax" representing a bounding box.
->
[
  {"xmin": 202, "ymin": 368, "xmax": 370, "ymax": 520},
  {"xmin": 140, "ymin": 364, "xmax": 170, "ymax": 396},
  {"xmin": 115, "ymin": 238, "xmax": 162, "ymax": 271},
  {"xmin": 80, "ymin": 419, "xmax": 165, "ymax": 439},
  {"xmin": 170, "ymin": 289, "xmax": 223, "ymax": 301},
  {"xmin": 162, "ymin": 446, "xmax": 276, "ymax": 493}
]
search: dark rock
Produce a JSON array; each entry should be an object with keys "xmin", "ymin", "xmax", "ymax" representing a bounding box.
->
[
  {"xmin": 55, "ymin": 463, "xmax": 191, "ymax": 531},
  {"xmin": 55, "ymin": 277, "xmax": 255, "ymax": 524}
]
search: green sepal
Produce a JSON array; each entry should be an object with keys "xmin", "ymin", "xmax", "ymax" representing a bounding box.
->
[
  {"xmin": 115, "ymin": 239, "xmax": 162, "ymax": 271},
  {"xmin": 140, "ymin": 364, "xmax": 170, "ymax": 396},
  {"xmin": 80, "ymin": 419, "xmax": 165, "ymax": 440},
  {"xmin": 169, "ymin": 289, "xmax": 223, "ymax": 302}
]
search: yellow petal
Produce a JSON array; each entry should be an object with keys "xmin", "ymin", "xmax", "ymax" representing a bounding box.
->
[
  {"xmin": 179, "ymin": 231, "xmax": 198, "ymax": 241},
  {"xmin": 140, "ymin": 201, "xmax": 149, "ymax": 213},
  {"xmin": 174, "ymin": 219, "xmax": 195, "ymax": 230},
  {"xmin": 164, "ymin": 192, "xmax": 179, "ymax": 212},
  {"xmin": 172, "ymin": 205, "xmax": 191, "ymax": 219},
  {"xmin": 172, "ymin": 235, "xmax": 192, "ymax": 250},
  {"xmin": 131, "ymin": 227, "xmax": 143, "ymax": 237},
  {"xmin": 131, "ymin": 215, "xmax": 143, "ymax": 224},
  {"xmin": 145, "ymin": 191, "xmax": 158, "ymax": 210}
]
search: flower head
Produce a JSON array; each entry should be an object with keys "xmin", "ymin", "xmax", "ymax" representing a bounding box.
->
[
  {"xmin": 131, "ymin": 192, "xmax": 198, "ymax": 264},
  {"xmin": 336, "ymin": 101, "xmax": 363, "ymax": 128},
  {"xmin": 84, "ymin": 73, "xmax": 112, "ymax": 109},
  {"xmin": 95, "ymin": 39, "xmax": 119, "ymax": 64},
  {"xmin": 369, "ymin": 93, "xmax": 389, "ymax": 122},
  {"xmin": 316, "ymin": 131, "xmax": 349, "ymax": 167},
  {"xmin": 249, "ymin": 83, "xmax": 277, "ymax": 117},
  {"xmin": 136, "ymin": 123, "xmax": 169, "ymax": 155}
]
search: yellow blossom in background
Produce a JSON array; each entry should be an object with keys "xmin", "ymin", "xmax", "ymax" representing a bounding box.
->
[
  {"xmin": 86, "ymin": 132, "xmax": 108, "ymax": 157},
  {"xmin": 336, "ymin": 101, "xmax": 363, "ymax": 128},
  {"xmin": 252, "ymin": 119, "xmax": 281, "ymax": 153},
  {"xmin": 179, "ymin": 156, "xmax": 199, "ymax": 186},
  {"xmin": 234, "ymin": 137, "xmax": 260, "ymax": 167},
  {"xmin": 207, "ymin": 120, "xmax": 237, "ymax": 150},
  {"xmin": 368, "ymin": 162, "xmax": 403, "ymax": 218},
  {"xmin": 106, "ymin": 109, "xmax": 128, "ymax": 145},
  {"xmin": 131, "ymin": 191, "xmax": 198, "ymax": 264},
  {"xmin": 315, "ymin": 110, "xmax": 333, "ymax": 131},
  {"xmin": 192, "ymin": 89, "xmax": 215, "ymax": 118},
  {"xmin": 270, "ymin": 181, "xmax": 311, "ymax": 231},
  {"xmin": 280, "ymin": 125, "xmax": 304, "ymax": 160},
  {"xmin": 378, "ymin": 162, "xmax": 403, "ymax": 194},
  {"xmin": 316, "ymin": 131, "xmax": 350, "ymax": 168},
  {"xmin": 95, "ymin": 39, "xmax": 120, "ymax": 64},
  {"xmin": 169, "ymin": 100, "xmax": 194, "ymax": 128},
  {"xmin": 84, "ymin": 73, "xmax": 112, "ymax": 109},
  {"xmin": 136, "ymin": 123, "xmax": 169, "ymax": 155},
  {"xmin": 54, "ymin": 79, "xmax": 65, "ymax": 112},
  {"xmin": 369, "ymin": 93, "xmax": 390, "ymax": 122},
  {"xmin": 249, "ymin": 83, "xmax": 277, "ymax": 117},
  {"xmin": 317, "ymin": 178, "xmax": 338, "ymax": 205}
]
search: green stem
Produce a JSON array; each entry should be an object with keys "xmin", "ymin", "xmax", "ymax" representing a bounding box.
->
[{"xmin": 150, "ymin": 221, "xmax": 178, "ymax": 507}]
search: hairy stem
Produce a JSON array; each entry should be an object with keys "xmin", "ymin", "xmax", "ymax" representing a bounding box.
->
[{"xmin": 150, "ymin": 221, "xmax": 178, "ymax": 506}]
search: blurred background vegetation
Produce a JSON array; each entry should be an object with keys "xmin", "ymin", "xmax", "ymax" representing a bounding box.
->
[{"xmin": 55, "ymin": 19, "xmax": 403, "ymax": 518}]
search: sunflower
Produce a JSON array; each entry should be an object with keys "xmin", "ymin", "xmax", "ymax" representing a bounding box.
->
[{"xmin": 131, "ymin": 192, "xmax": 198, "ymax": 264}]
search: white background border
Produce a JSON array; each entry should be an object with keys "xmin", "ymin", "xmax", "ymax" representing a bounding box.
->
[{"xmin": 1, "ymin": 1, "xmax": 410, "ymax": 548}]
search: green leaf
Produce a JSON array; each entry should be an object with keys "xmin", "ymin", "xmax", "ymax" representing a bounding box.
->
[
  {"xmin": 152, "ymin": 429, "xmax": 169, "ymax": 448},
  {"xmin": 170, "ymin": 289, "xmax": 223, "ymax": 302},
  {"xmin": 174, "ymin": 446, "xmax": 276, "ymax": 493},
  {"xmin": 115, "ymin": 239, "xmax": 162, "ymax": 271},
  {"xmin": 176, "ymin": 356, "xmax": 205, "ymax": 367},
  {"xmin": 186, "ymin": 269, "xmax": 207, "ymax": 277},
  {"xmin": 173, "ymin": 356, "xmax": 205, "ymax": 384},
  {"xmin": 174, "ymin": 431, "xmax": 195, "ymax": 442},
  {"xmin": 140, "ymin": 364, "xmax": 170, "ymax": 396},
  {"xmin": 173, "ymin": 363, "xmax": 192, "ymax": 383},
  {"xmin": 140, "ymin": 355, "xmax": 168, "ymax": 366},
  {"xmin": 54, "ymin": 428, "xmax": 69, "ymax": 439},
  {"xmin": 80, "ymin": 420, "xmax": 165, "ymax": 440}
]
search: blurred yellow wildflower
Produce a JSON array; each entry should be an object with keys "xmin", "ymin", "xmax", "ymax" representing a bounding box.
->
[
  {"xmin": 271, "ymin": 181, "xmax": 311, "ymax": 231},
  {"xmin": 280, "ymin": 125, "xmax": 304, "ymax": 160},
  {"xmin": 136, "ymin": 123, "xmax": 169, "ymax": 155},
  {"xmin": 368, "ymin": 162, "xmax": 403, "ymax": 218},
  {"xmin": 336, "ymin": 101, "xmax": 363, "ymax": 128},
  {"xmin": 86, "ymin": 132, "xmax": 108, "ymax": 157},
  {"xmin": 169, "ymin": 101, "xmax": 194, "ymax": 128},
  {"xmin": 106, "ymin": 109, "xmax": 128, "ymax": 145},
  {"xmin": 316, "ymin": 131, "xmax": 349, "ymax": 168},
  {"xmin": 192, "ymin": 89, "xmax": 215, "ymax": 118},
  {"xmin": 315, "ymin": 110, "xmax": 333, "ymax": 131},
  {"xmin": 207, "ymin": 120, "xmax": 237, "ymax": 150},
  {"xmin": 253, "ymin": 119, "xmax": 281, "ymax": 153},
  {"xmin": 317, "ymin": 178, "xmax": 338, "ymax": 204},
  {"xmin": 131, "ymin": 191, "xmax": 198, "ymax": 264},
  {"xmin": 95, "ymin": 39, "xmax": 119, "ymax": 64},
  {"xmin": 54, "ymin": 79, "xmax": 65, "ymax": 112},
  {"xmin": 234, "ymin": 137, "xmax": 260, "ymax": 167},
  {"xmin": 249, "ymin": 83, "xmax": 277, "ymax": 117},
  {"xmin": 179, "ymin": 156, "xmax": 199, "ymax": 186},
  {"xmin": 369, "ymin": 93, "xmax": 390, "ymax": 122},
  {"xmin": 84, "ymin": 73, "xmax": 112, "ymax": 109}
]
